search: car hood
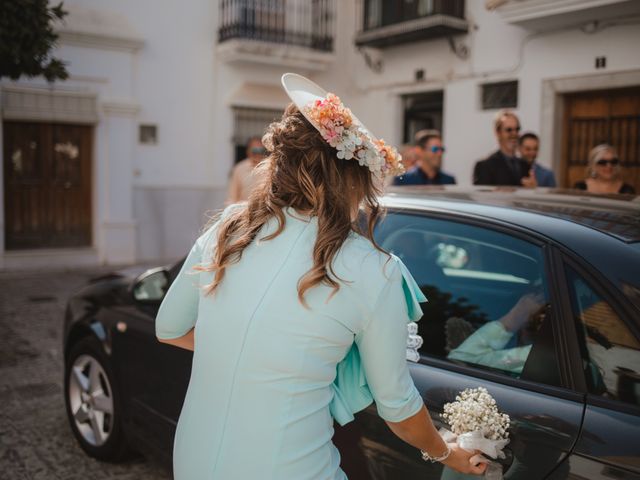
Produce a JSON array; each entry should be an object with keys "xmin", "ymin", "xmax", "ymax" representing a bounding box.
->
[{"xmin": 71, "ymin": 273, "xmax": 133, "ymax": 308}]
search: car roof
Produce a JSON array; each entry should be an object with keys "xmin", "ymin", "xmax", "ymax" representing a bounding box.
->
[{"xmin": 383, "ymin": 186, "xmax": 640, "ymax": 243}]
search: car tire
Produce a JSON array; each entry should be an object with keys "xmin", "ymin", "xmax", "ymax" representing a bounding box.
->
[{"xmin": 64, "ymin": 336, "xmax": 130, "ymax": 461}]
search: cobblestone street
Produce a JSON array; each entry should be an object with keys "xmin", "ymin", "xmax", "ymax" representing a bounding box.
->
[{"xmin": 0, "ymin": 266, "xmax": 171, "ymax": 480}]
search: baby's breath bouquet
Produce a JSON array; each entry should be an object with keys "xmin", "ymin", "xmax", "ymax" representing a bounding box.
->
[{"xmin": 440, "ymin": 387, "xmax": 510, "ymax": 479}]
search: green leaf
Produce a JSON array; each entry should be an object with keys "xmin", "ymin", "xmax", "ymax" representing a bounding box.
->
[{"xmin": 0, "ymin": 0, "xmax": 69, "ymax": 82}]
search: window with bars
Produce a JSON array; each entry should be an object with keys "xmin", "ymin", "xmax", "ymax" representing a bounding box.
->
[
  {"xmin": 232, "ymin": 107, "xmax": 282, "ymax": 164},
  {"xmin": 218, "ymin": 0, "xmax": 335, "ymax": 52},
  {"xmin": 481, "ymin": 81, "xmax": 518, "ymax": 110},
  {"xmin": 357, "ymin": 0, "xmax": 467, "ymax": 48},
  {"xmin": 363, "ymin": 0, "xmax": 465, "ymax": 30}
]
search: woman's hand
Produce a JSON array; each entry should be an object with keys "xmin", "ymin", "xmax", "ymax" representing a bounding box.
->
[
  {"xmin": 440, "ymin": 443, "xmax": 488, "ymax": 475},
  {"xmin": 386, "ymin": 407, "xmax": 487, "ymax": 475},
  {"xmin": 501, "ymin": 292, "xmax": 545, "ymax": 333}
]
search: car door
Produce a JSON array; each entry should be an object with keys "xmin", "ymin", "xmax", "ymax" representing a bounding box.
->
[
  {"xmin": 110, "ymin": 262, "xmax": 193, "ymax": 460},
  {"xmin": 346, "ymin": 210, "xmax": 586, "ymax": 479},
  {"xmin": 558, "ymin": 258, "xmax": 640, "ymax": 479}
]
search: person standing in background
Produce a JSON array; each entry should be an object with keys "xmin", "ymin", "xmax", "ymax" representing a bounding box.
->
[
  {"xmin": 518, "ymin": 132, "xmax": 556, "ymax": 187},
  {"xmin": 393, "ymin": 130, "xmax": 456, "ymax": 186},
  {"xmin": 385, "ymin": 144, "xmax": 423, "ymax": 188},
  {"xmin": 574, "ymin": 144, "xmax": 635, "ymax": 194},
  {"xmin": 226, "ymin": 136, "xmax": 267, "ymax": 204},
  {"xmin": 399, "ymin": 144, "xmax": 421, "ymax": 171},
  {"xmin": 473, "ymin": 110, "xmax": 536, "ymax": 187}
]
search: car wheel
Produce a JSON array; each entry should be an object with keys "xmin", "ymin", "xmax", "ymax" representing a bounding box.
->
[{"xmin": 64, "ymin": 336, "xmax": 129, "ymax": 461}]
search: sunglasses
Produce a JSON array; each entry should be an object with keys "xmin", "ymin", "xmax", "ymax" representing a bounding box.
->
[
  {"xmin": 430, "ymin": 146, "xmax": 446, "ymax": 153},
  {"xmin": 596, "ymin": 158, "xmax": 620, "ymax": 167},
  {"xmin": 250, "ymin": 147, "xmax": 268, "ymax": 155},
  {"xmin": 501, "ymin": 126, "xmax": 521, "ymax": 134}
]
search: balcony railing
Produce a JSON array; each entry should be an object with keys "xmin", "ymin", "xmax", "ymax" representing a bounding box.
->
[
  {"xmin": 218, "ymin": 0, "xmax": 335, "ymax": 52},
  {"xmin": 356, "ymin": 0, "xmax": 468, "ymax": 48}
]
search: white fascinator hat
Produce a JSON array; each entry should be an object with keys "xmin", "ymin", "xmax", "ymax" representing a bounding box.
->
[{"xmin": 280, "ymin": 73, "xmax": 403, "ymax": 178}]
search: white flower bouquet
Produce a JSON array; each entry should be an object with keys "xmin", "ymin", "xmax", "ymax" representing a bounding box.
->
[{"xmin": 440, "ymin": 387, "xmax": 510, "ymax": 479}]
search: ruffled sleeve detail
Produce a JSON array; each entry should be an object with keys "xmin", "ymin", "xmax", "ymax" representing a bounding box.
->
[
  {"xmin": 330, "ymin": 255, "xmax": 428, "ymax": 426},
  {"xmin": 330, "ymin": 346, "xmax": 372, "ymax": 425},
  {"xmin": 391, "ymin": 253, "xmax": 427, "ymax": 321}
]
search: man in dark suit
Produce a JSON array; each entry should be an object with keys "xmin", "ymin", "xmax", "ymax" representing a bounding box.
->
[{"xmin": 473, "ymin": 110, "xmax": 536, "ymax": 187}]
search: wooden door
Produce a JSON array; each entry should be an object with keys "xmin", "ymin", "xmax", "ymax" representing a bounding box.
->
[
  {"xmin": 562, "ymin": 87, "xmax": 640, "ymax": 190},
  {"xmin": 3, "ymin": 122, "xmax": 93, "ymax": 249}
]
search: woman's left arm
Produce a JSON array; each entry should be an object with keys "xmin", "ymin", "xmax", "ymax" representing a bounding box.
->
[{"xmin": 155, "ymin": 228, "xmax": 213, "ymax": 344}]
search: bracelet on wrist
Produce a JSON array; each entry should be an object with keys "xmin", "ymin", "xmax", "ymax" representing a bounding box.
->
[{"xmin": 420, "ymin": 443, "xmax": 451, "ymax": 463}]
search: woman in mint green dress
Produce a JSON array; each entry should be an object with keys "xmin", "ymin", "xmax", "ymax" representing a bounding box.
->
[{"xmin": 155, "ymin": 74, "xmax": 485, "ymax": 479}]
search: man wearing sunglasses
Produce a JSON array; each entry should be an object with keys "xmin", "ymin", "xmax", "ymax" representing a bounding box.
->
[
  {"xmin": 227, "ymin": 136, "xmax": 268, "ymax": 204},
  {"xmin": 473, "ymin": 110, "xmax": 534, "ymax": 187},
  {"xmin": 392, "ymin": 130, "xmax": 456, "ymax": 186}
]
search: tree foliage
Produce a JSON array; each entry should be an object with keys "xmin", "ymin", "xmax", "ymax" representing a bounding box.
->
[{"xmin": 0, "ymin": 0, "xmax": 69, "ymax": 82}]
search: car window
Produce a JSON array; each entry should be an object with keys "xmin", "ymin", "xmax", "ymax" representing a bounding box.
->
[
  {"xmin": 375, "ymin": 212, "xmax": 559, "ymax": 384},
  {"xmin": 565, "ymin": 265, "xmax": 640, "ymax": 406}
]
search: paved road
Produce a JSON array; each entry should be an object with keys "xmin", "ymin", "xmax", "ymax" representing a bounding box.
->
[{"xmin": 0, "ymin": 266, "xmax": 171, "ymax": 480}]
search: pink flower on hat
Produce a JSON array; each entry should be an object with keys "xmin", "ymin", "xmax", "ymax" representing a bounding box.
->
[{"xmin": 303, "ymin": 93, "xmax": 404, "ymax": 177}]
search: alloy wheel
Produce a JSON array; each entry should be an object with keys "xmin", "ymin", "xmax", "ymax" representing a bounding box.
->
[{"xmin": 67, "ymin": 354, "xmax": 115, "ymax": 447}]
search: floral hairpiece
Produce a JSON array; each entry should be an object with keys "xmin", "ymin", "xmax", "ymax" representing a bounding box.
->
[{"xmin": 303, "ymin": 93, "xmax": 404, "ymax": 177}]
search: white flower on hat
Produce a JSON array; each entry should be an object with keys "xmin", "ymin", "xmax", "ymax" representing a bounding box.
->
[{"xmin": 301, "ymin": 92, "xmax": 404, "ymax": 177}]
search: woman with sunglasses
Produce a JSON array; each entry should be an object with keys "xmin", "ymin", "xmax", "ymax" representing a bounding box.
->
[{"xmin": 573, "ymin": 144, "xmax": 635, "ymax": 194}]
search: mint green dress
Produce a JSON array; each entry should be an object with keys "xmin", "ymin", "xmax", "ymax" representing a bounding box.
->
[{"xmin": 155, "ymin": 206, "xmax": 426, "ymax": 480}]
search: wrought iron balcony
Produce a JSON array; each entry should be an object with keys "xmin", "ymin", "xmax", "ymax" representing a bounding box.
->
[
  {"xmin": 218, "ymin": 0, "xmax": 335, "ymax": 52},
  {"xmin": 355, "ymin": 0, "xmax": 468, "ymax": 48}
]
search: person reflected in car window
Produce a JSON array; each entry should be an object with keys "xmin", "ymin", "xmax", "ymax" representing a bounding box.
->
[{"xmin": 447, "ymin": 292, "xmax": 547, "ymax": 374}]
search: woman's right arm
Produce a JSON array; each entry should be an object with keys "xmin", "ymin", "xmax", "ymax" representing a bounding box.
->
[
  {"xmin": 355, "ymin": 261, "xmax": 485, "ymax": 475},
  {"xmin": 386, "ymin": 405, "xmax": 487, "ymax": 475}
]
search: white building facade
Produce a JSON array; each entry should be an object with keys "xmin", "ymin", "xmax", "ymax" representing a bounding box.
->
[{"xmin": 1, "ymin": 0, "xmax": 639, "ymax": 269}]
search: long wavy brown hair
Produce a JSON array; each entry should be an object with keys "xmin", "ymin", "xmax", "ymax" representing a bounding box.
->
[{"xmin": 197, "ymin": 103, "xmax": 388, "ymax": 306}]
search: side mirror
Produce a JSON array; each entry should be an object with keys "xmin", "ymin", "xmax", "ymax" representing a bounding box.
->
[{"xmin": 132, "ymin": 268, "xmax": 170, "ymax": 304}]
